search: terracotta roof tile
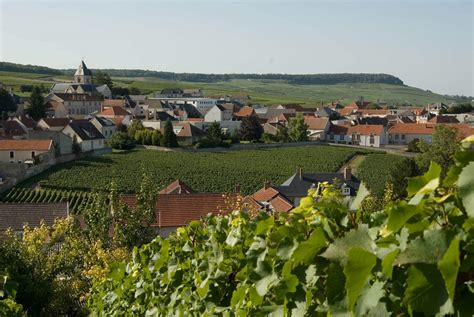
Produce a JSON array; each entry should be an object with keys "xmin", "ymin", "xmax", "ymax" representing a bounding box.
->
[
  {"xmin": 0, "ymin": 139, "xmax": 53, "ymax": 151},
  {"xmin": 429, "ymin": 116, "xmax": 459, "ymax": 124},
  {"xmin": 329, "ymin": 124, "xmax": 349, "ymax": 134},
  {"xmin": 97, "ymin": 106, "xmax": 131, "ymax": 116},
  {"xmin": 268, "ymin": 195, "xmax": 294, "ymax": 213},
  {"xmin": 103, "ymin": 99, "xmax": 127, "ymax": 107},
  {"xmin": 40, "ymin": 117, "xmax": 70, "ymax": 127},
  {"xmin": 159, "ymin": 179, "xmax": 195, "ymax": 194},
  {"xmin": 347, "ymin": 124, "xmax": 384, "ymax": 136},
  {"xmin": 304, "ymin": 117, "xmax": 329, "ymax": 130},
  {"xmin": 252, "ymin": 187, "xmax": 280, "ymax": 202},
  {"xmin": 388, "ymin": 123, "xmax": 436, "ymax": 135},
  {"xmin": 234, "ymin": 106, "xmax": 255, "ymax": 118}
]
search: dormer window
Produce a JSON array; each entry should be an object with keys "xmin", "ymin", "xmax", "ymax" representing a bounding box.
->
[{"xmin": 342, "ymin": 187, "xmax": 351, "ymax": 195}]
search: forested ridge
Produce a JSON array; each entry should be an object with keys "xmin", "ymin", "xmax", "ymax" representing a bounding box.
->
[{"xmin": 0, "ymin": 61, "xmax": 404, "ymax": 85}]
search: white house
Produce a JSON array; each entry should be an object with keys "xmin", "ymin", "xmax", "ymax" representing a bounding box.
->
[
  {"xmin": 0, "ymin": 139, "xmax": 54, "ymax": 164},
  {"xmin": 347, "ymin": 124, "xmax": 386, "ymax": 147},
  {"xmin": 62, "ymin": 121, "xmax": 105, "ymax": 152},
  {"xmin": 304, "ymin": 117, "xmax": 330, "ymax": 141},
  {"xmin": 204, "ymin": 104, "xmax": 233, "ymax": 122},
  {"xmin": 90, "ymin": 116, "xmax": 116, "ymax": 139}
]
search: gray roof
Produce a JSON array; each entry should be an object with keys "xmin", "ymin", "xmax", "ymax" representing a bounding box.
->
[
  {"xmin": 315, "ymin": 107, "xmax": 336, "ymax": 117},
  {"xmin": 154, "ymin": 111, "xmax": 177, "ymax": 121},
  {"xmin": 75, "ymin": 61, "xmax": 92, "ymax": 76},
  {"xmin": 93, "ymin": 116, "xmax": 116, "ymax": 127},
  {"xmin": 0, "ymin": 202, "xmax": 69, "ymax": 232},
  {"xmin": 68, "ymin": 120, "xmax": 105, "ymax": 140},
  {"xmin": 51, "ymin": 83, "xmax": 98, "ymax": 94},
  {"xmin": 278, "ymin": 172, "xmax": 360, "ymax": 199}
]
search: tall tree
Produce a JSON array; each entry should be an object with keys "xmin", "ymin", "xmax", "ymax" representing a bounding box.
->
[
  {"xmin": 0, "ymin": 88, "xmax": 16, "ymax": 120},
  {"xmin": 28, "ymin": 86, "xmax": 46, "ymax": 120},
  {"xmin": 288, "ymin": 113, "xmax": 309, "ymax": 142},
  {"xmin": 161, "ymin": 119, "xmax": 178, "ymax": 147},
  {"xmin": 415, "ymin": 124, "xmax": 460, "ymax": 177},
  {"xmin": 94, "ymin": 70, "xmax": 114, "ymax": 89},
  {"xmin": 238, "ymin": 115, "xmax": 263, "ymax": 141},
  {"xmin": 206, "ymin": 122, "xmax": 225, "ymax": 145}
]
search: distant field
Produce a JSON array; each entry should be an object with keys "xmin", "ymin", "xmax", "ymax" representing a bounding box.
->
[
  {"xmin": 0, "ymin": 70, "xmax": 457, "ymax": 105},
  {"xmin": 15, "ymin": 146, "xmax": 371, "ymax": 195}
]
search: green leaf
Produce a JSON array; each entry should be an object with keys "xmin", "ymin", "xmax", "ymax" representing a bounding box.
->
[
  {"xmin": 355, "ymin": 281, "xmax": 385, "ymax": 316},
  {"xmin": 145, "ymin": 307, "xmax": 159, "ymax": 316},
  {"xmin": 321, "ymin": 225, "xmax": 375, "ymax": 265},
  {"xmin": 343, "ymin": 247, "xmax": 377, "ymax": 312},
  {"xmin": 403, "ymin": 264, "xmax": 452, "ymax": 315},
  {"xmin": 291, "ymin": 227, "xmax": 326, "ymax": 264},
  {"xmin": 396, "ymin": 229, "xmax": 451, "ymax": 265},
  {"xmin": 407, "ymin": 161, "xmax": 441, "ymax": 197},
  {"xmin": 225, "ymin": 227, "xmax": 241, "ymax": 247},
  {"xmin": 350, "ymin": 182, "xmax": 370, "ymax": 210},
  {"xmin": 380, "ymin": 202, "xmax": 421, "ymax": 237},
  {"xmin": 231, "ymin": 285, "xmax": 246, "ymax": 306},
  {"xmin": 255, "ymin": 272, "xmax": 279, "ymax": 297},
  {"xmin": 458, "ymin": 161, "xmax": 474, "ymax": 217},
  {"xmin": 197, "ymin": 277, "xmax": 210, "ymax": 298},
  {"xmin": 381, "ymin": 249, "xmax": 400, "ymax": 279},
  {"xmin": 437, "ymin": 236, "xmax": 460, "ymax": 302},
  {"xmin": 256, "ymin": 215, "xmax": 274, "ymax": 235}
]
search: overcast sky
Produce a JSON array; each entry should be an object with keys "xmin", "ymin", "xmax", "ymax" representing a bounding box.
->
[{"xmin": 1, "ymin": 0, "xmax": 472, "ymax": 96}]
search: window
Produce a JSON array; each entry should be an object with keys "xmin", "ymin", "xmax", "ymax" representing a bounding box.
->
[
  {"xmin": 395, "ymin": 134, "xmax": 399, "ymax": 140},
  {"xmin": 339, "ymin": 134, "xmax": 344, "ymax": 141},
  {"xmin": 370, "ymin": 134, "xmax": 375, "ymax": 144},
  {"xmin": 9, "ymin": 151, "xmax": 14, "ymax": 159},
  {"xmin": 31, "ymin": 151, "xmax": 35, "ymax": 158},
  {"xmin": 342, "ymin": 187, "xmax": 351, "ymax": 195},
  {"xmin": 401, "ymin": 134, "xmax": 405, "ymax": 140},
  {"xmin": 329, "ymin": 133, "xmax": 334, "ymax": 141}
]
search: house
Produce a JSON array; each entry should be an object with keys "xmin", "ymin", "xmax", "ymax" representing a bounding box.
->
[
  {"xmin": 268, "ymin": 113, "xmax": 295, "ymax": 126},
  {"xmin": 90, "ymin": 116, "xmax": 116, "ymax": 139},
  {"xmin": 122, "ymin": 180, "xmax": 238, "ymax": 237},
  {"xmin": 277, "ymin": 167, "xmax": 360, "ymax": 206},
  {"xmin": 0, "ymin": 120, "xmax": 28, "ymax": 139},
  {"xmin": 327, "ymin": 124, "xmax": 350, "ymax": 144},
  {"xmin": 142, "ymin": 112, "xmax": 177, "ymax": 130},
  {"xmin": 388, "ymin": 123, "xmax": 435, "ymax": 144},
  {"xmin": 96, "ymin": 84, "xmax": 112, "ymax": 99},
  {"xmin": 28, "ymin": 129, "xmax": 73, "ymax": 155},
  {"xmin": 16, "ymin": 116, "xmax": 36, "ymax": 131},
  {"xmin": 338, "ymin": 100, "xmax": 372, "ymax": 116},
  {"xmin": 347, "ymin": 124, "xmax": 386, "ymax": 147},
  {"xmin": 427, "ymin": 102, "xmax": 448, "ymax": 115},
  {"xmin": 176, "ymin": 122, "xmax": 206, "ymax": 144},
  {"xmin": 315, "ymin": 107, "xmax": 338, "ymax": 118},
  {"xmin": 0, "ymin": 139, "xmax": 54, "ymax": 163},
  {"xmin": 96, "ymin": 106, "xmax": 133, "ymax": 126},
  {"xmin": 0, "ymin": 202, "xmax": 69, "ymax": 234},
  {"xmin": 204, "ymin": 104, "xmax": 233, "ymax": 122},
  {"xmin": 233, "ymin": 106, "xmax": 256, "ymax": 119},
  {"xmin": 37, "ymin": 118, "xmax": 71, "ymax": 131},
  {"xmin": 62, "ymin": 121, "xmax": 105, "ymax": 151},
  {"xmin": 304, "ymin": 117, "xmax": 330, "ymax": 140},
  {"xmin": 45, "ymin": 92, "xmax": 103, "ymax": 118},
  {"xmin": 428, "ymin": 115, "xmax": 459, "ymax": 124},
  {"xmin": 410, "ymin": 108, "xmax": 431, "ymax": 123},
  {"xmin": 250, "ymin": 182, "xmax": 294, "ymax": 213}
]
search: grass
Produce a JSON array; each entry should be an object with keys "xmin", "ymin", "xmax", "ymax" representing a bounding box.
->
[
  {"xmin": 0, "ymin": 70, "xmax": 457, "ymax": 105},
  {"xmin": 16, "ymin": 146, "xmax": 372, "ymax": 195}
]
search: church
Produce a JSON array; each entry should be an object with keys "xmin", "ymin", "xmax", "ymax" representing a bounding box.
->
[{"xmin": 45, "ymin": 61, "xmax": 111, "ymax": 118}]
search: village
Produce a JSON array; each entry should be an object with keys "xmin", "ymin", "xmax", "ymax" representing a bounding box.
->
[{"xmin": 0, "ymin": 60, "xmax": 473, "ymax": 236}]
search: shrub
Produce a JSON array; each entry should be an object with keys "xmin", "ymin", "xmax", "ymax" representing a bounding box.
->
[{"xmin": 108, "ymin": 132, "xmax": 135, "ymax": 150}]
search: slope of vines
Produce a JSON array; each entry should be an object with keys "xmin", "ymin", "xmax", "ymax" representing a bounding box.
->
[
  {"xmin": 21, "ymin": 146, "xmax": 371, "ymax": 195},
  {"xmin": 0, "ymin": 188, "xmax": 93, "ymax": 213},
  {"xmin": 89, "ymin": 138, "xmax": 474, "ymax": 316}
]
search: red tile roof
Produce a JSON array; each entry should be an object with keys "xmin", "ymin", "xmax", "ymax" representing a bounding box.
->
[
  {"xmin": 0, "ymin": 120, "xmax": 28, "ymax": 136},
  {"xmin": 97, "ymin": 106, "xmax": 131, "ymax": 116},
  {"xmin": 252, "ymin": 186, "xmax": 280, "ymax": 202},
  {"xmin": 234, "ymin": 106, "xmax": 255, "ymax": 118},
  {"xmin": 329, "ymin": 124, "xmax": 349, "ymax": 134},
  {"xmin": 410, "ymin": 108, "xmax": 428, "ymax": 116},
  {"xmin": 357, "ymin": 109, "xmax": 390, "ymax": 116},
  {"xmin": 159, "ymin": 179, "xmax": 195, "ymax": 194},
  {"xmin": 429, "ymin": 116, "xmax": 459, "ymax": 124},
  {"xmin": 40, "ymin": 117, "xmax": 70, "ymax": 127},
  {"xmin": 0, "ymin": 202, "xmax": 69, "ymax": 232},
  {"xmin": 177, "ymin": 122, "xmax": 205, "ymax": 138},
  {"xmin": 0, "ymin": 139, "xmax": 53, "ymax": 151},
  {"xmin": 304, "ymin": 117, "xmax": 329, "ymax": 130},
  {"xmin": 388, "ymin": 123, "xmax": 436, "ymax": 135},
  {"xmin": 103, "ymin": 99, "xmax": 127, "ymax": 107},
  {"xmin": 347, "ymin": 124, "xmax": 384, "ymax": 136},
  {"xmin": 122, "ymin": 192, "xmax": 238, "ymax": 228},
  {"xmin": 268, "ymin": 195, "xmax": 294, "ymax": 213},
  {"xmin": 453, "ymin": 124, "xmax": 474, "ymax": 138}
]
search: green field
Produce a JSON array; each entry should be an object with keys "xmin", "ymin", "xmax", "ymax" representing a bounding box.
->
[
  {"xmin": 14, "ymin": 146, "xmax": 371, "ymax": 195},
  {"xmin": 0, "ymin": 70, "xmax": 458, "ymax": 105}
]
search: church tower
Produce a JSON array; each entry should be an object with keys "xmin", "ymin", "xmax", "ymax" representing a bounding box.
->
[{"xmin": 74, "ymin": 60, "xmax": 93, "ymax": 84}]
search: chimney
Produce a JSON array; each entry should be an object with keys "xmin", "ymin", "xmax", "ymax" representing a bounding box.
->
[
  {"xmin": 344, "ymin": 167, "xmax": 352, "ymax": 181},
  {"xmin": 235, "ymin": 183, "xmax": 241, "ymax": 193},
  {"xmin": 299, "ymin": 168, "xmax": 303, "ymax": 180},
  {"xmin": 263, "ymin": 180, "xmax": 270, "ymax": 190}
]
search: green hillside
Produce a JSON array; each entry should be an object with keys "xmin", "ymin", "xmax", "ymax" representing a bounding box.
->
[{"xmin": 0, "ymin": 67, "xmax": 460, "ymax": 106}]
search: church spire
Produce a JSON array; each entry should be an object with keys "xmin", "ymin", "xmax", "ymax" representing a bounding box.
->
[{"xmin": 74, "ymin": 60, "xmax": 92, "ymax": 84}]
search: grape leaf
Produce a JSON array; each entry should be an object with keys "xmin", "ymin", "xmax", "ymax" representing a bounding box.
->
[
  {"xmin": 458, "ymin": 162, "xmax": 474, "ymax": 217},
  {"xmin": 437, "ymin": 236, "xmax": 460, "ymax": 302}
]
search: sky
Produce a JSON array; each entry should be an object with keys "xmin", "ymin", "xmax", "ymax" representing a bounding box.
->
[{"xmin": 0, "ymin": 0, "xmax": 472, "ymax": 96}]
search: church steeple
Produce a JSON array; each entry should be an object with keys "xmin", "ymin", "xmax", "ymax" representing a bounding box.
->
[{"xmin": 74, "ymin": 60, "xmax": 92, "ymax": 84}]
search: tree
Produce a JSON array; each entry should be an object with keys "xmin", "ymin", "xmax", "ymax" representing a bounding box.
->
[
  {"xmin": 128, "ymin": 120, "xmax": 144, "ymax": 140},
  {"xmin": 94, "ymin": 71, "xmax": 113, "ymax": 89},
  {"xmin": 275, "ymin": 125, "xmax": 289, "ymax": 142},
  {"xmin": 206, "ymin": 122, "xmax": 225, "ymax": 145},
  {"xmin": 129, "ymin": 87, "xmax": 141, "ymax": 95},
  {"xmin": 366, "ymin": 102, "xmax": 380, "ymax": 109},
  {"xmin": 288, "ymin": 113, "xmax": 308, "ymax": 142},
  {"xmin": 28, "ymin": 86, "xmax": 46, "ymax": 120},
  {"xmin": 407, "ymin": 138, "xmax": 421, "ymax": 153},
  {"xmin": 161, "ymin": 119, "xmax": 178, "ymax": 147},
  {"xmin": 238, "ymin": 115, "xmax": 263, "ymax": 141},
  {"xmin": 151, "ymin": 130, "xmax": 162, "ymax": 146},
  {"xmin": 0, "ymin": 88, "xmax": 16, "ymax": 120},
  {"xmin": 107, "ymin": 132, "xmax": 135, "ymax": 150},
  {"xmin": 415, "ymin": 124, "xmax": 460, "ymax": 177}
]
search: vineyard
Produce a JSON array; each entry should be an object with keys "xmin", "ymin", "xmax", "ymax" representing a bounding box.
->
[
  {"xmin": 0, "ymin": 188, "xmax": 93, "ymax": 213},
  {"xmin": 17, "ymin": 146, "xmax": 372, "ymax": 195}
]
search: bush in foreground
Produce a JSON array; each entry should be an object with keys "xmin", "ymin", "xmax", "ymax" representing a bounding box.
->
[
  {"xmin": 108, "ymin": 132, "xmax": 136, "ymax": 150},
  {"xmin": 88, "ymin": 138, "xmax": 474, "ymax": 316}
]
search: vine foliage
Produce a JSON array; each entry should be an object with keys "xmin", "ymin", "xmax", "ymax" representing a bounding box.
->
[{"xmin": 89, "ymin": 137, "xmax": 474, "ymax": 316}]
